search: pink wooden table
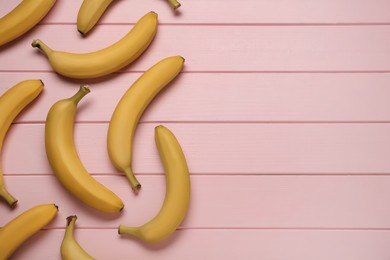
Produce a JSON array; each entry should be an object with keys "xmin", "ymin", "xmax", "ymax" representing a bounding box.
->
[{"xmin": 2, "ymin": 0, "xmax": 390, "ymax": 259}]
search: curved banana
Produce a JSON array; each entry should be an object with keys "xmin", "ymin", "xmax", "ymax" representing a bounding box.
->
[
  {"xmin": 0, "ymin": 0, "xmax": 56, "ymax": 47},
  {"xmin": 45, "ymin": 85, "xmax": 124, "ymax": 213},
  {"xmin": 0, "ymin": 203, "xmax": 58, "ymax": 259},
  {"xmin": 32, "ymin": 12, "xmax": 158, "ymax": 79},
  {"xmin": 61, "ymin": 216, "xmax": 95, "ymax": 260},
  {"xmin": 119, "ymin": 125, "xmax": 190, "ymax": 242},
  {"xmin": 167, "ymin": 0, "xmax": 181, "ymax": 9},
  {"xmin": 0, "ymin": 79, "xmax": 44, "ymax": 208},
  {"xmin": 77, "ymin": 0, "xmax": 114, "ymax": 35},
  {"xmin": 107, "ymin": 56, "xmax": 185, "ymax": 191}
]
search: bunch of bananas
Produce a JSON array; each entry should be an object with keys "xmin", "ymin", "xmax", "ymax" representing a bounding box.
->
[{"xmin": 0, "ymin": 0, "xmax": 190, "ymax": 258}]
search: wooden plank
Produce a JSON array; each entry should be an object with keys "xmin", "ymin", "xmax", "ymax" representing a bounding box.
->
[
  {"xmin": 2, "ymin": 175, "xmax": 390, "ymax": 229},
  {"xmin": 2, "ymin": 72, "xmax": 390, "ymax": 123},
  {"xmin": 2, "ymin": 123, "xmax": 390, "ymax": 175},
  {"xmin": 3, "ymin": 0, "xmax": 390, "ymax": 24},
  {"xmin": 10, "ymin": 229, "xmax": 390, "ymax": 260},
  {"xmin": 2, "ymin": 25, "xmax": 390, "ymax": 71}
]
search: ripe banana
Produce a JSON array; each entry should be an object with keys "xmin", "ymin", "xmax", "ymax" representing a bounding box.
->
[
  {"xmin": 32, "ymin": 11, "xmax": 158, "ymax": 79},
  {"xmin": 0, "ymin": 0, "xmax": 56, "ymax": 47},
  {"xmin": 0, "ymin": 79, "xmax": 44, "ymax": 208},
  {"xmin": 0, "ymin": 203, "xmax": 58, "ymax": 259},
  {"xmin": 45, "ymin": 85, "xmax": 124, "ymax": 213},
  {"xmin": 107, "ymin": 56, "xmax": 185, "ymax": 191},
  {"xmin": 61, "ymin": 216, "xmax": 95, "ymax": 260},
  {"xmin": 119, "ymin": 125, "xmax": 190, "ymax": 242},
  {"xmin": 167, "ymin": 0, "xmax": 181, "ymax": 9},
  {"xmin": 77, "ymin": 0, "xmax": 114, "ymax": 35}
]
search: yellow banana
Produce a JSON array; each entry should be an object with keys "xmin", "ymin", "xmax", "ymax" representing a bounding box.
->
[
  {"xmin": 61, "ymin": 216, "xmax": 95, "ymax": 260},
  {"xmin": 167, "ymin": 0, "xmax": 181, "ymax": 9},
  {"xmin": 107, "ymin": 56, "xmax": 185, "ymax": 191},
  {"xmin": 0, "ymin": 203, "xmax": 58, "ymax": 259},
  {"xmin": 0, "ymin": 79, "xmax": 44, "ymax": 208},
  {"xmin": 119, "ymin": 125, "xmax": 190, "ymax": 242},
  {"xmin": 45, "ymin": 85, "xmax": 124, "ymax": 213},
  {"xmin": 31, "ymin": 12, "xmax": 158, "ymax": 79},
  {"xmin": 77, "ymin": 0, "xmax": 114, "ymax": 35},
  {"xmin": 0, "ymin": 0, "xmax": 56, "ymax": 47}
]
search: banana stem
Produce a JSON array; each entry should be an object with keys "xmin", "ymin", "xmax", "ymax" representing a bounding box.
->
[
  {"xmin": 118, "ymin": 225, "xmax": 139, "ymax": 236},
  {"xmin": 0, "ymin": 186, "xmax": 18, "ymax": 208},
  {"xmin": 168, "ymin": 0, "xmax": 181, "ymax": 9},
  {"xmin": 70, "ymin": 85, "xmax": 90, "ymax": 104},
  {"xmin": 31, "ymin": 39, "xmax": 53, "ymax": 56},
  {"xmin": 124, "ymin": 168, "xmax": 141, "ymax": 191}
]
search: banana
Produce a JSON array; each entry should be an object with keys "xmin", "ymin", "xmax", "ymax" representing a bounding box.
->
[
  {"xmin": 61, "ymin": 216, "xmax": 95, "ymax": 260},
  {"xmin": 0, "ymin": 203, "xmax": 58, "ymax": 259},
  {"xmin": 0, "ymin": 79, "xmax": 44, "ymax": 208},
  {"xmin": 45, "ymin": 85, "xmax": 124, "ymax": 213},
  {"xmin": 0, "ymin": 0, "xmax": 56, "ymax": 47},
  {"xmin": 118, "ymin": 125, "xmax": 190, "ymax": 242},
  {"xmin": 167, "ymin": 0, "xmax": 181, "ymax": 9},
  {"xmin": 107, "ymin": 56, "xmax": 185, "ymax": 191},
  {"xmin": 77, "ymin": 0, "xmax": 114, "ymax": 35},
  {"xmin": 31, "ymin": 11, "xmax": 158, "ymax": 79}
]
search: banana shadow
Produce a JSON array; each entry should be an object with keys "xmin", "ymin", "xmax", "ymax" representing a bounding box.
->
[{"xmin": 118, "ymin": 227, "xmax": 186, "ymax": 251}]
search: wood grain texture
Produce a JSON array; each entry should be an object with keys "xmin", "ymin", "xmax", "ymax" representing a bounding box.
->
[
  {"xmin": 2, "ymin": 123, "xmax": 390, "ymax": 175},
  {"xmin": 1, "ymin": 0, "xmax": 390, "ymax": 259},
  {"xmin": 2, "ymin": 25, "xmax": 390, "ymax": 72},
  {"xmin": 3, "ymin": 72, "xmax": 390, "ymax": 123},
  {"xmin": 2, "ymin": 175, "xmax": 390, "ymax": 229},
  {"xmin": 10, "ymin": 229, "xmax": 390, "ymax": 260},
  {"xmin": 3, "ymin": 0, "xmax": 390, "ymax": 24}
]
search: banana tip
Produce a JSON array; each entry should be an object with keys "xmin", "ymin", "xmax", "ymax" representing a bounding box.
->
[
  {"xmin": 150, "ymin": 11, "xmax": 158, "ymax": 17},
  {"xmin": 10, "ymin": 200, "xmax": 18, "ymax": 209},
  {"xmin": 133, "ymin": 183, "xmax": 141, "ymax": 192},
  {"xmin": 80, "ymin": 85, "xmax": 91, "ymax": 94},
  {"xmin": 77, "ymin": 28, "xmax": 86, "ymax": 36},
  {"xmin": 66, "ymin": 215, "xmax": 77, "ymax": 225},
  {"xmin": 117, "ymin": 227, "xmax": 121, "ymax": 234},
  {"xmin": 31, "ymin": 39, "xmax": 40, "ymax": 48}
]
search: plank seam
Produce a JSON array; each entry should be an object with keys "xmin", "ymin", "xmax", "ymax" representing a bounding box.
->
[
  {"xmin": 39, "ymin": 22, "xmax": 390, "ymax": 26},
  {"xmin": 11, "ymin": 121, "xmax": 390, "ymax": 124},
  {"xmin": 3, "ymin": 70, "xmax": 390, "ymax": 74},
  {"xmin": 40, "ymin": 227, "xmax": 390, "ymax": 231},
  {"xmin": 5, "ymin": 173, "xmax": 390, "ymax": 177}
]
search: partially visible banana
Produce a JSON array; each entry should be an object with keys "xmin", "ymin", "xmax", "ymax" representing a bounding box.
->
[
  {"xmin": 0, "ymin": 0, "xmax": 56, "ymax": 47},
  {"xmin": 32, "ymin": 12, "xmax": 158, "ymax": 79},
  {"xmin": 0, "ymin": 203, "xmax": 58, "ymax": 259},
  {"xmin": 77, "ymin": 0, "xmax": 114, "ymax": 35},
  {"xmin": 45, "ymin": 85, "xmax": 124, "ymax": 213},
  {"xmin": 107, "ymin": 56, "xmax": 185, "ymax": 191},
  {"xmin": 61, "ymin": 216, "xmax": 95, "ymax": 260},
  {"xmin": 119, "ymin": 125, "xmax": 190, "ymax": 242},
  {"xmin": 0, "ymin": 79, "xmax": 44, "ymax": 208},
  {"xmin": 167, "ymin": 0, "xmax": 181, "ymax": 9}
]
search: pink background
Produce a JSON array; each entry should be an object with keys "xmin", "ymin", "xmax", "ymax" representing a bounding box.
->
[{"xmin": 1, "ymin": 0, "xmax": 390, "ymax": 259}]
